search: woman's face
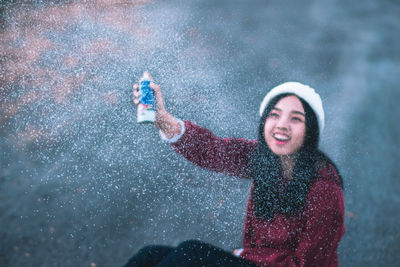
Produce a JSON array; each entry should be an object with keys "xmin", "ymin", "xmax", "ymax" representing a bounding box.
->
[{"xmin": 264, "ymin": 95, "xmax": 306, "ymax": 156}]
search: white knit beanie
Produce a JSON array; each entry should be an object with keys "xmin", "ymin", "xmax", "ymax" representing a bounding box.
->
[{"xmin": 259, "ymin": 82, "xmax": 325, "ymax": 133}]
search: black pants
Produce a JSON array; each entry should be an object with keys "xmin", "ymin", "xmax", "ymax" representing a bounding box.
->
[{"xmin": 123, "ymin": 239, "xmax": 258, "ymax": 267}]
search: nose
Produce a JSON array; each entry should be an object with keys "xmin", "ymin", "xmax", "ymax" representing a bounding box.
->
[{"xmin": 276, "ymin": 116, "xmax": 289, "ymax": 130}]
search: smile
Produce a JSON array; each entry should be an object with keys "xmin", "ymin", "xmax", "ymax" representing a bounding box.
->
[{"xmin": 273, "ymin": 133, "xmax": 290, "ymax": 142}]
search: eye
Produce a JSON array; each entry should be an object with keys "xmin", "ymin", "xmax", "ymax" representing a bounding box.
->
[
  {"xmin": 291, "ymin": 116, "xmax": 303, "ymax": 122},
  {"xmin": 268, "ymin": 112, "xmax": 279, "ymax": 118}
]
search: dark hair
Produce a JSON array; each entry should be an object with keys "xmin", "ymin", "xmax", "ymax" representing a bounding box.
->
[{"xmin": 250, "ymin": 93, "xmax": 342, "ymax": 220}]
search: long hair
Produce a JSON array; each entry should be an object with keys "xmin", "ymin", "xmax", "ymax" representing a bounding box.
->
[{"xmin": 250, "ymin": 93, "xmax": 342, "ymax": 220}]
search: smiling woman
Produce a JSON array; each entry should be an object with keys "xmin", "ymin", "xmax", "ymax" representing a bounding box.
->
[
  {"xmin": 263, "ymin": 95, "xmax": 306, "ymax": 156},
  {"xmin": 127, "ymin": 74, "xmax": 345, "ymax": 267}
]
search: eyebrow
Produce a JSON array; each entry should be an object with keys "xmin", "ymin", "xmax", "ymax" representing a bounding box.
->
[{"xmin": 272, "ymin": 107, "xmax": 305, "ymax": 117}]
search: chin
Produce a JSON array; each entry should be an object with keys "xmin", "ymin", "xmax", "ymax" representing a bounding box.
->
[
  {"xmin": 271, "ymin": 149, "xmax": 289, "ymax": 156},
  {"xmin": 271, "ymin": 147, "xmax": 298, "ymax": 156}
]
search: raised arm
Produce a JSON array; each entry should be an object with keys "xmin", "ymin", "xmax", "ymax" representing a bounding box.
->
[
  {"xmin": 133, "ymin": 71, "xmax": 257, "ymax": 178},
  {"xmin": 171, "ymin": 121, "xmax": 257, "ymax": 178}
]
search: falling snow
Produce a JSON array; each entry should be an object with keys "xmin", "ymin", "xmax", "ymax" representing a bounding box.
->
[{"xmin": 1, "ymin": 0, "xmax": 399, "ymax": 266}]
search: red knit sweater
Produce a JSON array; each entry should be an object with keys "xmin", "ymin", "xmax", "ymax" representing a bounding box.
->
[{"xmin": 171, "ymin": 121, "xmax": 345, "ymax": 267}]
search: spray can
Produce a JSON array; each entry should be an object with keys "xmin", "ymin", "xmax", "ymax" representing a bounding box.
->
[{"xmin": 137, "ymin": 72, "xmax": 156, "ymax": 124}]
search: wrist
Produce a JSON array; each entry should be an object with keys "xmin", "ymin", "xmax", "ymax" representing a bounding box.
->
[
  {"xmin": 155, "ymin": 110, "xmax": 171, "ymax": 128},
  {"xmin": 159, "ymin": 119, "xmax": 185, "ymax": 143}
]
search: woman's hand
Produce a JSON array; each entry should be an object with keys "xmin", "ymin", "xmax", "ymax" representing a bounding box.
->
[
  {"xmin": 133, "ymin": 71, "xmax": 166, "ymax": 113},
  {"xmin": 233, "ymin": 248, "xmax": 243, "ymax": 257},
  {"xmin": 133, "ymin": 71, "xmax": 182, "ymax": 139}
]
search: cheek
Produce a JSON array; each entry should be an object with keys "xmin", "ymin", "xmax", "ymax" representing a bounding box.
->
[
  {"xmin": 263, "ymin": 120, "xmax": 273, "ymax": 137},
  {"xmin": 264, "ymin": 118, "xmax": 274, "ymax": 131},
  {"xmin": 293, "ymin": 126, "xmax": 306, "ymax": 145}
]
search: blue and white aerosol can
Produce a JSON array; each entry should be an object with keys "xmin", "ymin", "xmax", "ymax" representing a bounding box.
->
[{"xmin": 137, "ymin": 71, "xmax": 156, "ymax": 124}]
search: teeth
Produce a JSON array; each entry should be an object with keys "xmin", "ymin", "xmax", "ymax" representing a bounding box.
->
[{"xmin": 274, "ymin": 134, "xmax": 289, "ymax": 141}]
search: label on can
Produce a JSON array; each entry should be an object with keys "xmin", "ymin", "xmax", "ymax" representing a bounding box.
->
[
  {"xmin": 139, "ymin": 80, "xmax": 154, "ymax": 110},
  {"xmin": 137, "ymin": 80, "xmax": 156, "ymax": 123}
]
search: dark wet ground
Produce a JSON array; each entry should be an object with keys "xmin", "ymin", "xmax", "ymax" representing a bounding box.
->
[{"xmin": 1, "ymin": 0, "xmax": 399, "ymax": 266}]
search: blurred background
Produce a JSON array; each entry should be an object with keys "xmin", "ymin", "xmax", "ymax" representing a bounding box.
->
[{"xmin": 1, "ymin": 0, "xmax": 399, "ymax": 266}]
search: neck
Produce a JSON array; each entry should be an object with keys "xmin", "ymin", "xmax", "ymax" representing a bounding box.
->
[{"xmin": 280, "ymin": 154, "xmax": 296, "ymax": 180}]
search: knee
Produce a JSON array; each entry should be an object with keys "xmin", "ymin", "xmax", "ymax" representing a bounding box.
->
[
  {"xmin": 123, "ymin": 246, "xmax": 155, "ymax": 267},
  {"xmin": 124, "ymin": 245, "xmax": 172, "ymax": 267},
  {"xmin": 136, "ymin": 245, "xmax": 161, "ymax": 256},
  {"xmin": 180, "ymin": 239, "xmax": 203, "ymax": 246},
  {"xmin": 177, "ymin": 239, "xmax": 204, "ymax": 251},
  {"xmin": 138, "ymin": 245, "xmax": 155, "ymax": 253}
]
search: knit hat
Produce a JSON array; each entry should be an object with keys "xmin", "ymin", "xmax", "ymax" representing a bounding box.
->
[{"xmin": 259, "ymin": 82, "xmax": 325, "ymax": 133}]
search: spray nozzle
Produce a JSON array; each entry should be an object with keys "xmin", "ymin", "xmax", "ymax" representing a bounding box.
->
[{"xmin": 141, "ymin": 71, "xmax": 153, "ymax": 81}]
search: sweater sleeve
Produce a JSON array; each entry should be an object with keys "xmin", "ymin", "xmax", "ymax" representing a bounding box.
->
[{"xmin": 171, "ymin": 121, "xmax": 257, "ymax": 178}]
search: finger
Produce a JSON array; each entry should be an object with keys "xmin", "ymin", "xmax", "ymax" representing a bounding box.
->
[
  {"xmin": 133, "ymin": 98, "xmax": 139, "ymax": 105},
  {"xmin": 133, "ymin": 83, "xmax": 140, "ymax": 98}
]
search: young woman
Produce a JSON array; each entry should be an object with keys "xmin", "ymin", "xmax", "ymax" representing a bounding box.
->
[{"xmin": 125, "ymin": 73, "xmax": 345, "ymax": 267}]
